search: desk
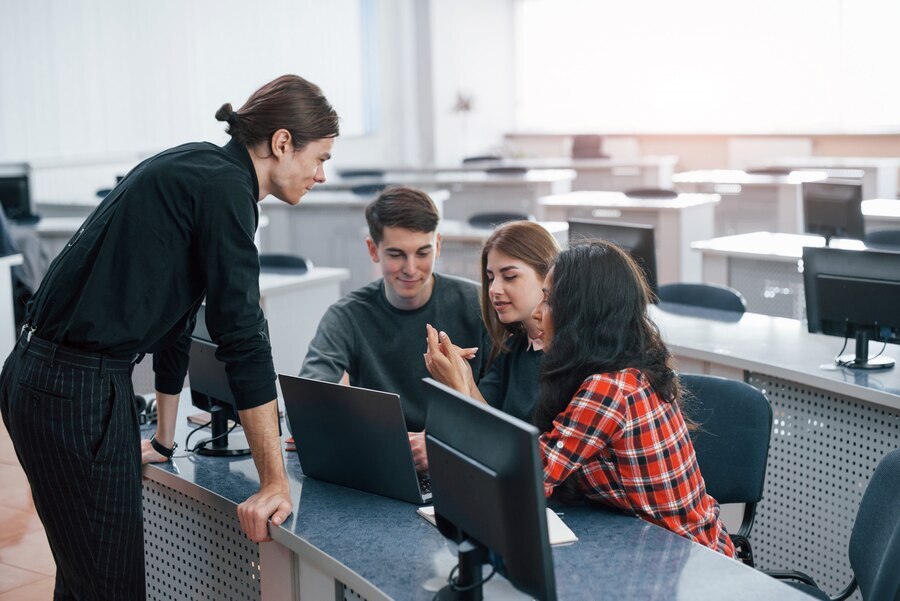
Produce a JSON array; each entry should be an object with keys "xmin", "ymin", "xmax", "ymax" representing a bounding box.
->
[
  {"xmin": 346, "ymin": 155, "xmax": 678, "ymax": 192},
  {"xmin": 319, "ymin": 170, "xmax": 575, "ymax": 221},
  {"xmin": 129, "ymin": 268, "xmax": 348, "ymax": 395},
  {"xmin": 438, "ymin": 220, "xmax": 568, "ymax": 283},
  {"xmin": 760, "ymin": 156, "xmax": 900, "ymax": 200},
  {"xmin": 691, "ymin": 232, "xmax": 869, "ymax": 320},
  {"xmin": 259, "ymin": 191, "xmax": 449, "ymax": 294},
  {"xmin": 862, "ymin": 197, "xmax": 900, "ymax": 232},
  {"xmin": 536, "ymin": 191, "xmax": 719, "ymax": 285},
  {"xmin": 141, "ymin": 392, "xmax": 811, "ymax": 601},
  {"xmin": 0, "ymin": 254, "xmax": 23, "ymax": 353},
  {"xmin": 650, "ymin": 303, "xmax": 900, "ymax": 597},
  {"xmin": 672, "ymin": 169, "xmax": 828, "ymax": 236}
]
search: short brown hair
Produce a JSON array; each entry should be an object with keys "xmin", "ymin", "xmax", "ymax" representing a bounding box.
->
[
  {"xmin": 215, "ymin": 74, "xmax": 339, "ymax": 151},
  {"xmin": 365, "ymin": 186, "xmax": 440, "ymax": 245},
  {"xmin": 480, "ymin": 221, "xmax": 560, "ymax": 367}
]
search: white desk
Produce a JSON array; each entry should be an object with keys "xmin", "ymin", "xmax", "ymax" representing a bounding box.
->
[
  {"xmin": 259, "ymin": 190, "xmax": 449, "ymax": 294},
  {"xmin": 130, "ymin": 267, "xmax": 348, "ymax": 395},
  {"xmin": 863, "ymin": 197, "xmax": 900, "ymax": 232},
  {"xmin": 438, "ymin": 220, "xmax": 568, "ymax": 283},
  {"xmin": 0, "ymin": 254, "xmax": 23, "ymax": 353},
  {"xmin": 320, "ymin": 170, "xmax": 576, "ymax": 220},
  {"xmin": 536, "ymin": 191, "xmax": 719, "ymax": 284},
  {"xmin": 691, "ymin": 232, "xmax": 868, "ymax": 319},
  {"xmin": 762, "ymin": 156, "xmax": 900, "ymax": 200},
  {"xmin": 673, "ymin": 169, "xmax": 828, "ymax": 236}
]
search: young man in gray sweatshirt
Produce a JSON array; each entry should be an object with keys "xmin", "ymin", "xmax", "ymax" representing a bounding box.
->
[{"xmin": 300, "ymin": 185, "xmax": 489, "ymax": 471}]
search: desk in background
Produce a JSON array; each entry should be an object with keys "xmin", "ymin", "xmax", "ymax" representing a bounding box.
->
[
  {"xmin": 130, "ymin": 267, "xmax": 348, "ymax": 395},
  {"xmin": 536, "ymin": 191, "xmax": 719, "ymax": 285},
  {"xmin": 0, "ymin": 254, "xmax": 23, "ymax": 353},
  {"xmin": 437, "ymin": 220, "xmax": 568, "ymax": 283},
  {"xmin": 141, "ymin": 391, "xmax": 811, "ymax": 601},
  {"xmin": 652, "ymin": 303, "xmax": 900, "ymax": 597},
  {"xmin": 319, "ymin": 170, "xmax": 575, "ymax": 221},
  {"xmin": 691, "ymin": 232, "xmax": 867, "ymax": 320},
  {"xmin": 760, "ymin": 156, "xmax": 900, "ymax": 200},
  {"xmin": 862, "ymin": 197, "xmax": 900, "ymax": 233},
  {"xmin": 672, "ymin": 169, "xmax": 828, "ymax": 236}
]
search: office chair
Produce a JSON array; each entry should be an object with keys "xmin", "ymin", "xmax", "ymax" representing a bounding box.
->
[
  {"xmin": 657, "ymin": 283, "xmax": 747, "ymax": 314},
  {"xmin": 350, "ymin": 183, "xmax": 390, "ymax": 196},
  {"xmin": 258, "ymin": 254, "xmax": 311, "ymax": 274},
  {"xmin": 571, "ymin": 134, "xmax": 608, "ymax": 159},
  {"xmin": 338, "ymin": 169, "xmax": 386, "ymax": 179},
  {"xmin": 467, "ymin": 212, "xmax": 531, "ymax": 229},
  {"xmin": 864, "ymin": 229, "xmax": 900, "ymax": 251},
  {"xmin": 745, "ymin": 167, "xmax": 794, "ymax": 176},
  {"xmin": 485, "ymin": 166, "xmax": 529, "ymax": 176},
  {"xmin": 680, "ymin": 374, "xmax": 773, "ymax": 566},
  {"xmin": 623, "ymin": 188, "xmax": 679, "ymax": 200},
  {"xmin": 462, "ymin": 155, "xmax": 503, "ymax": 165},
  {"xmin": 765, "ymin": 448, "xmax": 900, "ymax": 601}
]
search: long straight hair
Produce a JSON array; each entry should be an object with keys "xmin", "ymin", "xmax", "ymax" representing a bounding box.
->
[
  {"xmin": 480, "ymin": 221, "xmax": 560, "ymax": 368},
  {"xmin": 534, "ymin": 241, "xmax": 681, "ymax": 433}
]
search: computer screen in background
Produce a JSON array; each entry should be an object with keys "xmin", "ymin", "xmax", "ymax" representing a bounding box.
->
[
  {"xmin": 802, "ymin": 179, "xmax": 864, "ymax": 245},
  {"xmin": 567, "ymin": 219, "xmax": 658, "ymax": 294}
]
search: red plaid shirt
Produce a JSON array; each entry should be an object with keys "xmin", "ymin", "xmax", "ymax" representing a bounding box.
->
[{"xmin": 540, "ymin": 369, "xmax": 735, "ymax": 557}]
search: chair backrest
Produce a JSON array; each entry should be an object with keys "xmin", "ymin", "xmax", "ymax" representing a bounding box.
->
[
  {"xmin": 467, "ymin": 212, "xmax": 530, "ymax": 229},
  {"xmin": 350, "ymin": 183, "xmax": 389, "ymax": 196},
  {"xmin": 658, "ymin": 283, "xmax": 747, "ymax": 314},
  {"xmin": 623, "ymin": 188, "xmax": 679, "ymax": 200},
  {"xmin": 745, "ymin": 167, "xmax": 794, "ymax": 176},
  {"xmin": 259, "ymin": 254, "xmax": 310, "ymax": 273},
  {"xmin": 571, "ymin": 134, "xmax": 608, "ymax": 159},
  {"xmin": 462, "ymin": 155, "xmax": 503, "ymax": 165},
  {"xmin": 849, "ymin": 448, "xmax": 900, "ymax": 601},
  {"xmin": 680, "ymin": 374, "xmax": 773, "ymax": 506},
  {"xmin": 864, "ymin": 230, "xmax": 900, "ymax": 250},
  {"xmin": 485, "ymin": 166, "xmax": 528, "ymax": 176},
  {"xmin": 338, "ymin": 169, "xmax": 386, "ymax": 179}
]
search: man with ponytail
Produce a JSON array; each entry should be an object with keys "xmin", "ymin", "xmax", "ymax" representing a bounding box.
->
[{"xmin": 0, "ymin": 75, "xmax": 338, "ymax": 600}]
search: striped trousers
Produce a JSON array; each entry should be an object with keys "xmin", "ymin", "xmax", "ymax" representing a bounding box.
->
[{"xmin": 0, "ymin": 334, "xmax": 145, "ymax": 600}]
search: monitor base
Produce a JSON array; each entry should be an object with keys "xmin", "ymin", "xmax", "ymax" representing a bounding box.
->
[
  {"xmin": 434, "ymin": 539, "xmax": 488, "ymax": 601},
  {"xmin": 195, "ymin": 430, "xmax": 252, "ymax": 457},
  {"xmin": 836, "ymin": 353, "xmax": 895, "ymax": 370}
]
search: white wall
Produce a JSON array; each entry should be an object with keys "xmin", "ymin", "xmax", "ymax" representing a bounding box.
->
[{"xmin": 428, "ymin": 0, "xmax": 517, "ymax": 165}]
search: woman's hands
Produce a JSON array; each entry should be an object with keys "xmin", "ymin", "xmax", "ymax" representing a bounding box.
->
[{"xmin": 424, "ymin": 324, "xmax": 477, "ymax": 394}]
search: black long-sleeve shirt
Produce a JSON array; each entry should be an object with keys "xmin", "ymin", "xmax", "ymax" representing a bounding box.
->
[{"xmin": 27, "ymin": 139, "xmax": 276, "ymax": 409}]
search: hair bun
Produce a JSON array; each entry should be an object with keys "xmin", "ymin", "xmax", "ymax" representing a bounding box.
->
[{"xmin": 215, "ymin": 103, "xmax": 234, "ymax": 122}]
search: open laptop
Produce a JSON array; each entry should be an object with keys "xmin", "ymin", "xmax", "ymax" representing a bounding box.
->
[{"xmin": 279, "ymin": 374, "xmax": 432, "ymax": 504}]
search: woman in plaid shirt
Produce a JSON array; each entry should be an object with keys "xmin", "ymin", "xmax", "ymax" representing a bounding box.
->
[{"xmin": 530, "ymin": 241, "xmax": 735, "ymax": 557}]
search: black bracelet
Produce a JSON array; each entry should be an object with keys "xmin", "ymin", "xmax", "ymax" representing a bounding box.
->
[{"xmin": 150, "ymin": 435, "xmax": 177, "ymax": 459}]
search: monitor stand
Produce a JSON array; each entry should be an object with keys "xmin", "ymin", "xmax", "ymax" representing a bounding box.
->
[
  {"xmin": 836, "ymin": 330, "xmax": 895, "ymax": 370},
  {"xmin": 435, "ymin": 539, "xmax": 489, "ymax": 601},
  {"xmin": 196, "ymin": 404, "xmax": 252, "ymax": 457}
]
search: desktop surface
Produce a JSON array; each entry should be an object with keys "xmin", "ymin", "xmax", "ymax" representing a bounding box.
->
[{"xmin": 141, "ymin": 392, "xmax": 818, "ymax": 600}]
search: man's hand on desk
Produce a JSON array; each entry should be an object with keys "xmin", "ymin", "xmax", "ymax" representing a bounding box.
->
[
  {"xmin": 409, "ymin": 431, "xmax": 429, "ymax": 473},
  {"xmin": 237, "ymin": 484, "xmax": 293, "ymax": 543}
]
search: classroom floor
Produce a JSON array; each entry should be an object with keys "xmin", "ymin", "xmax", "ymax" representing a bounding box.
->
[{"xmin": 0, "ymin": 425, "xmax": 56, "ymax": 600}]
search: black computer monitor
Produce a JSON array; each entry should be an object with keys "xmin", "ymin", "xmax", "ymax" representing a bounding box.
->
[
  {"xmin": 567, "ymin": 219, "xmax": 658, "ymax": 294},
  {"xmin": 802, "ymin": 180, "xmax": 864, "ymax": 245},
  {"xmin": 188, "ymin": 309, "xmax": 250, "ymax": 456},
  {"xmin": 0, "ymin": 173, "xmax": 36, "ymax": 222},
  {"xmin": 803, "ymin": 247, "xmax": 900, "ymax": 370},
  {"xmin": 423, "ymin": 378, "xmax": 557, "ymax": 601}
]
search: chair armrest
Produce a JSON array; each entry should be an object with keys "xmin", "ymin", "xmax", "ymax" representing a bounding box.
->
[{"xmin": 762, "ymin": 569, "xmax": 819, "ymax": 587}]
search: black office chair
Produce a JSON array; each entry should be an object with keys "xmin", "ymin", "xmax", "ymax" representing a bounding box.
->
[
  {"xmin": 485, "ymin": 166, "xmax": 529, "ymax": 176},
  {"xmin": 745, "ymin": 167, "xmax": 794, "ymax": 176},
  {"xmin": 657, "ymin": 283, "xmax": 747, "ymax": 314},
  {"xmin": 680, "ymin": 374, "xmax": 773, "ymax": 567},
  {"xmin": 338, "ymin": 169, "xmax": 386, "ymax": 179},
  {"xmin": 258, "ymin": 254, "xmax": 311, "ymax": 274},
  {"xmin": 462, "ymin": 155, "xmax": 503, "ymax": 165},
  {"xmin": 623, "ymin": 188, "xmax": 679, "ymax": 200},
  {"xmin": 350, "ymin": 183, "xmax": 390, "ymax": 196},
  {"xmin": 467, "ymin": 212, "xmax": 531, "ymax": 229},
  {"xmin": 864, "ymin": 229, "xmax": 900, "ymax": 251},
  {"xmin": 766, "ymin": 448, "xmax": 900, "ymax": 601}
]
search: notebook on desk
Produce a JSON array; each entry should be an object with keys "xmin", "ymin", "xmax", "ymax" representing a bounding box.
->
[{"xmin": 279, "ymin": 374, "xmax": 432, "ymax": 505}]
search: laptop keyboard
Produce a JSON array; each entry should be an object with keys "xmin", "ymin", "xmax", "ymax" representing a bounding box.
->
[{"xmin": 418, "ymin": 474, "xmax": 432, "ymax": 496}]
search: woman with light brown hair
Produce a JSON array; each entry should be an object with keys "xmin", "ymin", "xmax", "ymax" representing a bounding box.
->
[{"xmin": 425, "ymin": 220, "xmax": 559, "ymax": 421}]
